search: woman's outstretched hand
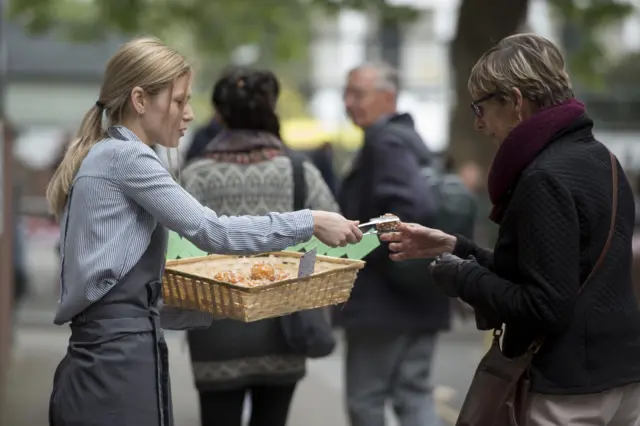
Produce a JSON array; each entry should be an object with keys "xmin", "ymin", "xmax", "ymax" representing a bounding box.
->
[
  {"xmin": 379, "ymin": 222, "xmax": 456, "ymax": 260},
  {"xmin": 311, "ymin": 211, "xmax": 363, "ymax": 248}
]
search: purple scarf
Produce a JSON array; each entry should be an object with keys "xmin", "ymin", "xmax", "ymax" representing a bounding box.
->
[{"xmin": 488, "ymin": 98, "xmax": 586, "ymax": 223}]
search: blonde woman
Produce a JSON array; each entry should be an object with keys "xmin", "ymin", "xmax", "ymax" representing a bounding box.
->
[
  {"xmin": 382, "ymin": 33, "xmax": 640, "ymax": 425},
  {"xmin": 46, "ymin": 37, "xmax": 362, "ymax": 426}
]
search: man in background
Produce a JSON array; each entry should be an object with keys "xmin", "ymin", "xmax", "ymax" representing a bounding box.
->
[{"xmin": 337, "ymin": 62, "xmax": 447, "ymax": 426}]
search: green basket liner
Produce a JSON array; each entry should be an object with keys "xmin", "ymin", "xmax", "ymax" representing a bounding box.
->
[{"xmin": 166, "ymin": 232, "xmax": 380, "ymax": 261}]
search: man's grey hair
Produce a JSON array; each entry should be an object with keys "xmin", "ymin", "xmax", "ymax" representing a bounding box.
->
[{"xmin": 349, "ymin": 61, "xmax": 400, "ymax": 93}]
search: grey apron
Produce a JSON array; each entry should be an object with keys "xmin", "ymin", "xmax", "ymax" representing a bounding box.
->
[
  {"xmin": 49, "ymin": 128, "xmax": 173, "ymax": 426},
  {"xmin": 49, "ymin": 207, "xmax": 173, "ymax": 424}
]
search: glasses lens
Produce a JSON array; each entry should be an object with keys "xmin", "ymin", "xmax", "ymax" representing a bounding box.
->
[{"xmin": 471, "ymin": 103, "xmax": 482, "ymax": 118}]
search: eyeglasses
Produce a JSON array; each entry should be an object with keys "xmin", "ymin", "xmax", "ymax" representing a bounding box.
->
[
  {"xmin": 470, "ymin": 92, "xmax": 497, "ymax": 118},
  {"xmin": 343, "ymin": 87, "xmax": 376, "ymax": 101}
]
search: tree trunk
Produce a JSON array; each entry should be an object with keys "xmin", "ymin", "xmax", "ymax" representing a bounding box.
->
[{"xmin": 448, "ymin": 0, "xmax": 529, "ymax": 173}]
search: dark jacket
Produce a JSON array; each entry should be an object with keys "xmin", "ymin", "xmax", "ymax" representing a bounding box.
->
[
  {"xmin": 337, "ymin": 113, "xmax": 451, "ymax": 331},
  {"xmin": 185, "ymin": 119, "xmax": 223, "ymax": 162},
  {"xmin": 308, "ymin": 144, "xmax": 337, "ymax": 196},
  {"xmin": 454, "ymin": 115, "xmax": 640, "ymax": 394}
]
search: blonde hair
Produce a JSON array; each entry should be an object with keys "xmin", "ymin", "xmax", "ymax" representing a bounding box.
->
[
  {"xmin": 468, "ymin": 33, "xmax": 573, "ymax": 108},
  {"xmin": 46, "ymin": 36, "xmax": 191, "ymax": 219}
]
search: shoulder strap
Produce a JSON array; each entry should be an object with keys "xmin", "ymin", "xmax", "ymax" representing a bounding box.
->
[
  {"xmin": 503, "ymin": 151, "xmax": 619, "ymax": 351},
  {"xmin": 579, "ymin": 150, "xmax": 619, "ymax": 292},
  {"xmin": 288, "ymin": 149, "xmax": 307, "ymax": 211}
]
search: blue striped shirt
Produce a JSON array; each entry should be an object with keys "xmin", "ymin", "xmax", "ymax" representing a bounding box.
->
[{"xmin": 54, "ymin": 126, "xmax": 315, "ymax": 328}]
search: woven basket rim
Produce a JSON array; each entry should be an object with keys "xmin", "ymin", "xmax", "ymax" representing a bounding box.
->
[{"xmin": 164, "ymin": 251, "xmax": 365, "ymax": 294}]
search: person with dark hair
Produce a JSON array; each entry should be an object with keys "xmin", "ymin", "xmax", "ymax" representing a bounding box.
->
[
  {"xmin": 212, "ymin": 66, "xmax": 283, "ymax": 136},
  {"xmin": 181, "ymin": 67, "xmax": 339, "ymax": 426},
  {"xmin": 185, "ymin": 67, "xmax": 240, "ymax": 162}
]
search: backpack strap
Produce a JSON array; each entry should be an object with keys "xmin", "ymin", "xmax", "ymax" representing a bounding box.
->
[
  {"xmin": 519, "ymin": 150, "xmax": 619, "ymax": 353},
  {"xmin": 287, "ymin": 149, "xmax": 308, "ymax": 211}
]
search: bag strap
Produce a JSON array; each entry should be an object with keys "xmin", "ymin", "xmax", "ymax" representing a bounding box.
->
[
  {"xmin": 497, "ymin": 150, "xmax": 619, "ymax": 350},
  {"xmin": 580, "ymin": 150, "xmax": 619, "ymax": 291},
  {"xmin": 288, "ymin": 149, "xmax": 307, "ymax": 211}
]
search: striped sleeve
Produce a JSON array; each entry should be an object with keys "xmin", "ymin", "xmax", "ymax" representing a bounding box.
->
[{"xmin": 110, "ymin": 143, "xmax": 315, "ymax": 254}]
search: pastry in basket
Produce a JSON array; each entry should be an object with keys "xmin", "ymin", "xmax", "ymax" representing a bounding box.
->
[
  {"xmin": 212, "ymin": 262, "xmax": 293, "ymax": 287},
  {"xmin": 250, "ymin": 262, "xmax": 292, "ymax": 282},
  {"xmin": 273, "ymin": 268, "xmax": 292, "ymax": 281},
  {"xmin": 250, "ymin": 262, "xmax": 276, "ymax": 281},
  {"xmin": 244, "ymin": 279, "xmax": 262, "ymax": 288},
  {"xmin": 213, "ymin": 270, "xmax": 246, "ymax": 284}
]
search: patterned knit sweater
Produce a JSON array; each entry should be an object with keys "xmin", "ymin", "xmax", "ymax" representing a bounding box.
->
[{"xmin": 181, "ymin": 133, "xmax": 338, "ymax": 391}]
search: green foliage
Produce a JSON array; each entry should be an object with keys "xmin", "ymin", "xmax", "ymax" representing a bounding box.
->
[
  {"xmin": 9, "ymin": 0, "xmax": 634, "ymax": 87},
  {"xmin": 606, "ymin": 52, "xmax": 640, "ymax": 88},
  {"xmin": 9, "ymin": 0, "xmax": 307, "ymax": 60},
  {"xmin": 9, "ymin": 0, "xmax": 418, "ymax": 62},
  {"xmin": 548, "ymin": 0, "xmax": 634, "ymax": 88},
  {"xmin": 310, "ymin": 0, "xmax": 419, "ymax": 21}
]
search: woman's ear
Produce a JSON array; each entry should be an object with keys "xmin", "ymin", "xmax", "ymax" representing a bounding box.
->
[
  {"xmin": 512, "ymin": 87, "xmax": 524, "ymax": 108},
  {"xmin": 511, "ymin": 87, "xmax": 524, "ymax": 121},
  {"xmin": 130, "ymin": 86, "xmax": 146, "ymax": 115}
]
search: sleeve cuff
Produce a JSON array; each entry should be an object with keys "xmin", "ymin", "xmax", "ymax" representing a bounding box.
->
[
  {"xmin": 453, "ymin": 234, "xmax": 473, "ymax": 258},
  {"xmin": 457, "ymin": 262, "xmax": 491, "ymax": 305},
  {"xmin": 293, "ymin": 209, "xmax": 315, "ymax": 242}
]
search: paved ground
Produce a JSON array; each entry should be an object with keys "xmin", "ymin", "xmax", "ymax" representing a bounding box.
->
[
  {"xmin": 2, "ymin": 229, "xmax": 487, "ymax": 426},
  {"xmin": 2, "ymin": 324, "xmax": 484, "ymax": 426}
]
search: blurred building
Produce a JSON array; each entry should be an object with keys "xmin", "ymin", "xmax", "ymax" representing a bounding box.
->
[
  {"xmin": 6, "ymin": 22, "xmax": 123, "ymax": 200},
  {"xmin": 6, "ymin": 22, "xmax": 122, "ymax": 130}
]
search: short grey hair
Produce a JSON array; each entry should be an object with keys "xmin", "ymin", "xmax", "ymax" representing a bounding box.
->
[
  {"xmin": 349, "ymin": 61, "xmax": 400, "ymax": 93},
  {"xmin": 468, "ymin": 33, "xmax": 573, "ymax": 108}
]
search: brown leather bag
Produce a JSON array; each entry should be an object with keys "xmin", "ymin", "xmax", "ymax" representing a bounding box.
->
[{"xmin": 455, "ymin": 151, "xmax": 619, "ymax": 426}]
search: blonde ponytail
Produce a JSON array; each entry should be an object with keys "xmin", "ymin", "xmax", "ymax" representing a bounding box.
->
[{"xmin": 46, "ymin": 104, "xmax": 105, "ymax": 219}]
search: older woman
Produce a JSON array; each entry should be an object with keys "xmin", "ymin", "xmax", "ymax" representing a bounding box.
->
[{"xmin": 382, "ymin": 33, "xmax": 640, "ymax": 424}]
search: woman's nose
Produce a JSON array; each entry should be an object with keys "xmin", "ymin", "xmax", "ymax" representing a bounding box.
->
[
  {"xmin": 474, "ymin": 116, "xmax": 484, "ymax": 131},
  {"xmin": 184, "ymin": 103, "xmax": 195, "ymax": 122}
]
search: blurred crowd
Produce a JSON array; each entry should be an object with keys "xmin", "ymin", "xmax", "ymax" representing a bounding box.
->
[
  {"xmin": 7, "ymin": 31, "xmax": 640, "ymax": 426},
  {"xmin": 6, "ymin": 58, "xmax": 484, "ymax": 426}
]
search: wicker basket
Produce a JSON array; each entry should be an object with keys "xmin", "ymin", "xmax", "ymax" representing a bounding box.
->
[{"xmin": 162, "ymin": 252, "xmax": 365, "ymax": 322}]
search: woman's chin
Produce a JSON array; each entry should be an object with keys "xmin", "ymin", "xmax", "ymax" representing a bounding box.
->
[
  {"xmin": 492, "ymin": 135, "xmax": 506, "ymax": 146},
  {"xmin": 156, "ymin": 140, "xmax": 180, "ymax": 149}
]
